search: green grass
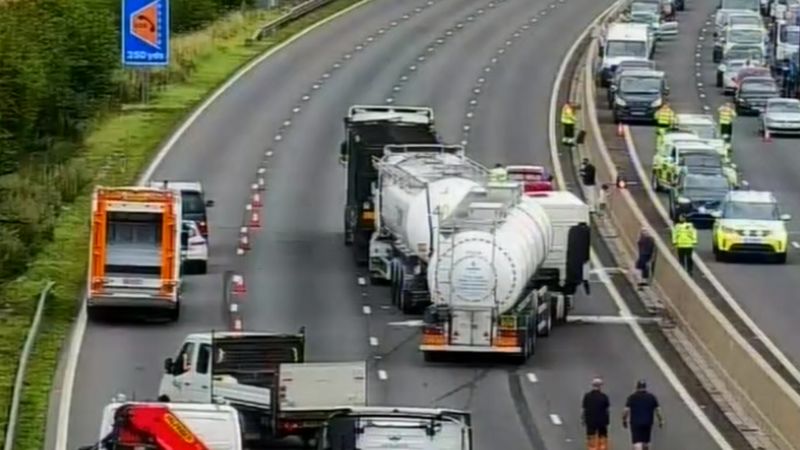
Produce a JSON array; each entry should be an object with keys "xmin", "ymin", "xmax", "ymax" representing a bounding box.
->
[{"xmin": 0, "ymin": 0, "xmax": 368, "ymax": 447}]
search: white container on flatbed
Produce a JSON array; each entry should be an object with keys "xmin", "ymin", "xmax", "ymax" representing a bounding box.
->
[{"xmin": 279, "ymin": 361, "xmax": 367, "ymax": 410}]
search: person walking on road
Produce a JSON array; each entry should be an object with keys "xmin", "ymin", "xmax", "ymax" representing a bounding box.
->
[
  {"xmin": 561, "ymin": 101, "xmax": 578, "ymax": 146},
  {"xmin": 580, "ymin": 159, "xmax": 597, "ymax": 212},
  {"xmin": 581, "ymin": 377, "xmax": 611, "ymax": 450},
  {"xmin": 718, "ymin": 102, "xmax": 736, "ymax": 143},
  {"xmin": 623, "ymin": 380, "xmax": 664, "ymax": 449},
  {"xmin": 654, "ymin": 102, "xmax": 675, "ymax": 148},
  {"xmin": 489, "ymin": 163, "xmax": 508, "ymax": 182},
  {"xmin": 672, "ymin": 214, "xmax": 697, "ymax": 275},
  {"xmin": 635, "ymin": 227, "xmax": 656, "ymax": 287}
]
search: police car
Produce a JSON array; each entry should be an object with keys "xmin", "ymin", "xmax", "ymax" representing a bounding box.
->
[{"xmin": 711, "ymin": 190, "xmax": 791, "ymax": 263}]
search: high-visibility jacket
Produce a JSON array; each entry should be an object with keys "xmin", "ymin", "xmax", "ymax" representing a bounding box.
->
[
  {"xmin": 489, "ymin": 167, "xmax": 508, "ymax": 182},
  {"xmin": 672, "ymin": 222, "xmax": 697, "ymax": 249},
  {"xmin": 655, "ymin": 106, "xmax": 675, "ymax": 127},
  {"xmin": 561, "ymin": 104, "xmax": 576, "ymax": 125},
  {"xmin": 718, "ymin": 105, "xmax": 736, "ymax": 125}
]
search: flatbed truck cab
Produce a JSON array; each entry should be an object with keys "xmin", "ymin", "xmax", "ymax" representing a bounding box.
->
[
  {"xmin": 86, "ymin": 186, "xmax": 183, "ymax": 321},
  {"xmin": 340, "ymin": 105, "xmax": 439, "ymax": 266}
]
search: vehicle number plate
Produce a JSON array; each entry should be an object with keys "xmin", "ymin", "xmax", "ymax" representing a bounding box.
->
[
  {"xmin": 123, "ymin": 278, "xmax": 143, "ymax": 285},
  {"xmin": 742, "ymin": 237, "xmax": 762, "ymax": 244},
  {"xmin": 631, "ymin": 110, "xmax": 646, "ymax": 116}
]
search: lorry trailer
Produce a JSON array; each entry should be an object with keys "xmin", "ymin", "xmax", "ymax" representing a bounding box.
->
[
  {"xmin": 421, "ymin": 184, "xmax": 591, "ymax": 362},
  {"xmin": 158, "ymin": 331, "xmax": 367, "ymax": 446},
  {"xmin": 369, "ymin": 144, "xmax": 489, "ymax": 313},
  {"xmin": 340, "ymin": 105, "xmax": 440, "ymax": 266},
  {"xmin": 86, "ymin": 186, "xmax": 183, "ymax": 321}
]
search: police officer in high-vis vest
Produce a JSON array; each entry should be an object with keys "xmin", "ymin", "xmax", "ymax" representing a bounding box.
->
[
  {"xmin": 654, "ymin": 102, "xmax": 676, "ymax": 148},
  {"xmin": 489, "ymin": 163, "xmax": 508, "ymax": 182},
  {"xmin": 718, "ymin": 102, "xmax": 736, "ymax": 143},
  {"xmin": 561, "ymin": 102, "xmax": 577, "ymax": 145},
  {"xmin": 672, "ymin": 214, "xmax": 698, "ymax": 275}
]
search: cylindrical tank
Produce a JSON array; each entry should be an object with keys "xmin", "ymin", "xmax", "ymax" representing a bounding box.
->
[
  {"xmin": 378, "ymin": 156, "xmax": 482, "ymax": 262},
  {"xmin": 428, "ymin": 197, "xmax": 553, "ymax": 312}
]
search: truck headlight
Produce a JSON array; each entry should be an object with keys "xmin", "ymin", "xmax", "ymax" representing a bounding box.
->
[
  {"xmin": 651, "ymin": 98, "xmax": 663, "ymax": 108},
  {"xmin": 677, "ymin": 196, "xmax": 691, "ymax": 204},
  {"xmin": 615, "ymin": 96, "xmax": 627, "ymax": 106}
]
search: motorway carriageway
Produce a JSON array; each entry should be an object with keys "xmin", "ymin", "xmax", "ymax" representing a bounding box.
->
[
  {"xmin": 624, "ymin": 0, "xmax": 800, "ymax": 374},
  {"xmin": 61, "ymin": 0, "xmax": 725, "ymax": 448}
]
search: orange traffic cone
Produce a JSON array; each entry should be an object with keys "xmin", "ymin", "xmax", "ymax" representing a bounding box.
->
[
  {"xmin": 252, "ymin": 188, "xmax": 263, "ymax": 208},
  {"xmin": 247, "ymin": 204, "xmax": 261, "ymax": 228},
  {"xmin": 232, "ymin": 317, "xmax": 243, "ymax": 331},
  {"xmin": 238, "ymin": 226, "xmax": 250, "ymax": 253},
  {"xmin": 232, "ymin": 274, "xmax": 246, "ymax": 296}
]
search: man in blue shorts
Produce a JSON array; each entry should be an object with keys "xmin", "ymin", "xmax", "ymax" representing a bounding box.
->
[{"xmin": 622, "ymin": 380, "xmax": 664, "ymax": 449}]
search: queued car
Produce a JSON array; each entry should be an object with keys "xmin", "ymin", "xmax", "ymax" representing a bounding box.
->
[
  {"xmin": 607, "ymin": 59, "xmax": 658, "ymax": 107},
  {"xmin": 180, "ymin": 220, "xmax": 208, "ymax": 274},
  {"xmin": 673, "ymin": 113, "xmax": 732, "ymax": 155},
  {"xmin": 713, "ymin": 24, "xmax": 768, "ymax": 62},
  {"xmin": 760, "ymin": 98, "xmax": 800, "ymax": 136},
  {"xmin": 611, "ymin": 69, "xmax": 669, "ymax": 123},
  {"xmin": 735, "ymin": 76, "xmax": 780, "ymax": 115},
  {"xmin": 711, "ymin": 190, "xmax": 791, "ymax": 263},
  {"xmin": 717, "ymin": 59, "xmax": 753, "ymax": 91},
  {"xmin": 506, "ymin": 165, "xmax": 554, "ymax": 193},
  {"xmin": 716, "ymin": 44, "xmax": 766, "ymax": 87},
  {"xmin": 669, "ymin": 172, "xmax": 732, "ymax": 225},
  {"xmin": 652, "ymin": 138, "xmax": 739, "ymax": 191},
  {"xmin": 149, "ymin": 181, "xmax": 214, "ymax": 241},
  {"xmin": 715, "ymin": 9, "xmax": 762, "ymax": 37},
  {"xmin": 729, "ymin": 65, "xmax": 771, "ymax": 95}
]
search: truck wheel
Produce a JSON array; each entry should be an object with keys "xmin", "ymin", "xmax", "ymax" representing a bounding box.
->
[
  {"xmin": 716, "ymin": 72, "xmax": 723, "ymax": 88},
  {"xmin": 157, "ymin": 395, "xmax": 170, "ymax": 402},
  {"xmin": 197, "ymin": 261, "xmax": 207, "ymax": 275},
  {"xmin": 774, "ymin": 252, "xmax": 787, "ymax": 264},
  {"xmin": 87, "ymin": 306, "xmax": 104, "ymax": 322},
  {"xmin": 423, "ymin": 351, "xmax": 440, "ymax": 363},
  {"xmin": 167, "ymin": 302, "xmax": 180, "ymax": 322}
]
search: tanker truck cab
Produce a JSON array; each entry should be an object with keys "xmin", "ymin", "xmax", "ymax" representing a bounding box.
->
[
  {"xmin": 421, "ymin": 184, "xmax": 591, "ymax": 363},
  {"xmin": 340, "ymin": 105, "xmax": 439, "ymax": 267},
  {"xmin": 369, "ymin": 144, "xmax": 488, "ymax": 314},
  {"xmin": 317, "ymin": 407, "xmax": 472, "ymax": 450}
]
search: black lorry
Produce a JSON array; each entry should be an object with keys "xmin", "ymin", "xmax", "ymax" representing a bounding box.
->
[{"xmin": 340, "ymin": 105, "xmax": 439, "ymax": 265}]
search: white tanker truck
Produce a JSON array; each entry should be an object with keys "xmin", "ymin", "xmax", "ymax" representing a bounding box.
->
[{"xmin": 368, "ymin": 144, "xmax": 592, "ymax": 362}]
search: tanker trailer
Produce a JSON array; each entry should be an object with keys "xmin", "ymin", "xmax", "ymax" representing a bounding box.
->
[
  {"xmin": 369, "ymin": 144, "xmax": 489, "ymax": 313},
  {"xmin": 420, "ymin": 183, "xmax": 591, "ymax": 363}
]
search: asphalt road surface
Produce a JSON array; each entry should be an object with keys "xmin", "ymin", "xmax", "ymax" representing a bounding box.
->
[
  {"xmin": 626, "ymin": 0, "xmax": 800, "ymax": 370},
  {"xmin": 65, "ymin": 0, "xmax": 723, "ymax": 448}
]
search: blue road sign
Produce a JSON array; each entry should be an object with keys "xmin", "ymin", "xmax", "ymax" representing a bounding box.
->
[{"xmin": 122, "ymin": 0, "xmax": 170, "ymax": 67}]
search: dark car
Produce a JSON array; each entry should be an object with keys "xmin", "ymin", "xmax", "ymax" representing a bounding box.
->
[
  {"xmin": 669, "ymin": 172, "xmax": 732, "ymax": 225},
  {"xmin": 607, "ymin": 60, "xmax": 658, "ymax": 107},
  {"xmin": 611, "ymin": 70, "xmax": 669, "ymax": 123},
  {"xmin": 735, "ymin": 76, "xmax": 779, "ymax": 115}
]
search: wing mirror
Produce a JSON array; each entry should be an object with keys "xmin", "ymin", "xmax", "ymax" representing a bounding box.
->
[
  {"xmin": 164, "ymin": 357, "xmax": 174, "ymax": 373},
  {"xmin": 610, "ymin": 85, "xmax": 618, "ymax": 92},
  {"xmin": 205, "ymin": 199, "xmax": 215, "ymax": 207},
  {"xmin": 780, "ymin": 213, "xmax": 792, "ymax": 221}
]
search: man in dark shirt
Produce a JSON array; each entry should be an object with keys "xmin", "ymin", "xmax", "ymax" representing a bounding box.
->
[
  {"xmin": 581, "ymin": 377, "xmax": 610, "ymax": 450},
  {"xmin": 623, "ymin": 380, "xmax": 664, "ymax": 449},
  {"xmin": 636, "ymin": 228, "xmax": 656, "ymax": 287},
  {"xmin": 580, "ymin": 159, "xmax": 598, "ymax": 213}
]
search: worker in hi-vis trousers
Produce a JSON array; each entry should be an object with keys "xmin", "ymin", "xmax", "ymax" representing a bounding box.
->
[
  {"xmin": 654, "ymin": 102, "xmax": 675, "ymax": 148},
  {"xmin": 582, "ymin": 377, "xmax": 610, "ymax": 450},
  {"xmin": 672, "ymin": 214, "xmax": 698, "ymax": 275},
  {"xmin": 718, "ymin": 102, "xmax": 736, "ymax": 143},
  {"xmin": 489, "ymin": 163, "xmax": 508, "ymax": 182},
  {"xmin": 561, "ymin": 101, "xmax": 577, "ymax": 145}
]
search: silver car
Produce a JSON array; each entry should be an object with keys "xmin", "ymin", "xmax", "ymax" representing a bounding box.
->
[{"xmin": 761, "ymin": 98, "xmax": 800, "ymax": 136}]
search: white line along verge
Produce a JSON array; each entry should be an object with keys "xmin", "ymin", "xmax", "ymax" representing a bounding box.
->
[
  {"xmin": 54, "ymin": 0, "xmax": 383, "ymax": 448},
  {"xmin": 546, "ymin": 2, "xmax": 732, "ymax": 449},
  {"xmin": 621, "ymin": 125, "xmax": 800, "ymax": 387}
]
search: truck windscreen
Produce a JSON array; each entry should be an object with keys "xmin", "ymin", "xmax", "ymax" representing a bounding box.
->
[
  {"xmin": 722, "ymin": 0, "xmax": 758, "ymax": 10},
  {"xmin": 105, "ymin": 211, "xmax": 163, "ymax": 275},
  {"xmin": 606, "ymin": 40, "xmax": 647, "ymax": 58}
]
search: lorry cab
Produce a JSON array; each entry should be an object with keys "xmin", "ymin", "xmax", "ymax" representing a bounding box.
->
[
  {"xmin": 720, "ymin": 0, "xmax": 761, "ymax": 11},
  {"xmin": 610, "ymin": 69, "xmax": 669, "ymax": 123},
  {"xmin": 505, "ymin": 165, "xmax": 554, "ymax": 192},
  {"xmin": 774, "ymin": 22, "xmax": 800, "ymax": 63},
  {"xmin": 317, "ymin": 407, "xmax": 473, "ymax": 450},
  {"xmin": 151, "ymin": 181, "xmax": 214, "ymax": 241},
  {"xmin": 597, "ymin": 23, "xmax": 654, "ymax": 86}
]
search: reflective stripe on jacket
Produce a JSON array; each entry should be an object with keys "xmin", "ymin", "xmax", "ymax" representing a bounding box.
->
[
  {"xmin": 718, "ymin": 106, "xmax": 735, "ymax": 125},
  {"xmin": 672, "ymin": 223, "xmax": 697, "ymax": 248},
  {"xmin": 655, "ymin": 107, "xmax": 675, "ymax": 127},
  {"xmin": 489, "ymin": 168, "xmax": 508, "ymax": 181},
  {"xmin": 561, "ymin": 105, "xmax": 576, "ymax": 125}
]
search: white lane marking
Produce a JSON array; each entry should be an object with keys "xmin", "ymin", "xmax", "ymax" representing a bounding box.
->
[
  {"xmin": 792, "ymin": 241, "xmax": 799, "ymax": 249},
  {"xmin": 362, "ymin": 305, "xmax": 372, "ymax": 315},
  {"xmin": 369, "ymin": 337, "xmax": 379, "ymax": 347},
  {"xmin": 56, "ymin": 0, "xmax": 387, "ymax": 447},
  {"xmin": 357, "ymin": 276, "xmax": 366, "ymax": 286},
  {"xmin": 388, "ymin": 319, "xmax": 425, "ymax": 327},
  {"xmin": 621, "ymin": 126, "xmax": 800, "ymax": 387},
  {"xmin": 527, "ymin": 372, "xmax": 539, "ymax": 383},
  {"xmin": 547, "ymin": 4, "xmax": 732, "ymax": 447},
  {"xmin": 378, "ymin": 370, "xmax": 388, "ymax": 380},
  {"xmin": 549, "ymin": 414, "xmax": 562, "ymax": 425},
  {"xmin": 567, "ymin": 315, "xmax": 661, "ymax": 325}
]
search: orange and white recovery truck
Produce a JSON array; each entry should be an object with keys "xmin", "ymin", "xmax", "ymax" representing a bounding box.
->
[{"xmin": 86, "ymin": 186, "xmax": 183, "ymax": 321}]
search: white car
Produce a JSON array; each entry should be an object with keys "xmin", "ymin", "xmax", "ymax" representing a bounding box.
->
[
  {"xmin": 718, "ymin": 59, "xmax": 750, "ymax": 91},
  {"xmin": 674, "ymin": 113, "xmax": 732, "ymax": 154},
  {"xmin": 760, "ymin": 98, "xmax": 800, "ymax": 136},
  {"xmin": 181, "ymin": 220, "xmax": 208, "ymax": 274}
]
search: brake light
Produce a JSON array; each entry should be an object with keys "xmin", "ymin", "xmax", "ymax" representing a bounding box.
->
[
  {"xmin": 198, "ymin": 221, "xmax": 208, "ymax": 238},
  {"xmin": 496, "ymin": 329, "xmax": 518, "ymax": 347},
  {"xmin": 422, "ymin": 326, "xmax": 446, "ymax": 345},
  {"xmin": 279, "ymin": 421, "xmax": 302, "ymax": 433}
]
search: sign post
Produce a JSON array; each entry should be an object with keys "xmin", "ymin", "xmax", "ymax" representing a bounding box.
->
[{"xmin": 122, "ymin": 0, "xmax": 170, "ymax": 102}]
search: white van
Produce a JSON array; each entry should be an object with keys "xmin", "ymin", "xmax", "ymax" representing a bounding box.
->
[
  {"xmin": 598, "ymin": 23, "xmax": 653, "ymax": 86},
  {"xmin": 775, "ymin": 22, "xmax": 800, "ymax": 63}
]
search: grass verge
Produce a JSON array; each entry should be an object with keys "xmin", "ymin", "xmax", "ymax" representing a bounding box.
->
[{"xmin": 0, "ymin": 0, "xmax": 368, "ymax": 447}]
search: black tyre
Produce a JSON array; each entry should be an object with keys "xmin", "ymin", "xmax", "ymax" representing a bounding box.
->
[
  {"xmin": 167, "ymin": 302, "xmax": 180, "ymax": 322},
  {"xmin": 716, "ymin": 72, "xmax": 723, "ymax": 87},
  {"xmin": 196, "ymin": 261, "xmax": 207, "ymax": 275}
]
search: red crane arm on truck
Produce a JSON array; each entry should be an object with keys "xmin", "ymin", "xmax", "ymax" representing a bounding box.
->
[{"xmin": 89, "ymin": 404, "xmax": 210, "ymax": 450}]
